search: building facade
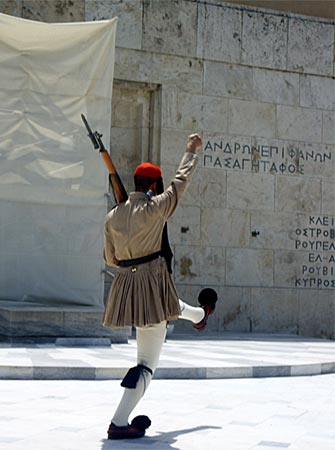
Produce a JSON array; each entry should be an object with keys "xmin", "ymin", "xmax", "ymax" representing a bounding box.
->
[{"xmin": 1, "ymin": 0, "xmax": 334, "ymax": 338}]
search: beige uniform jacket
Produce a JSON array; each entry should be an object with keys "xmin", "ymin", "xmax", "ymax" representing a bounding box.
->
[{"xmin": 102, "ymin": 151, "xmax": 199, "ymax": 328}]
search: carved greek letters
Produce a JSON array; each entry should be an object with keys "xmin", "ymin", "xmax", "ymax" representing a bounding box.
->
[
  {"xmin": 295, "ymin": 215, "xmax": 335, "ymax": 290},
  {"xmin": 203, "ymin": 139, "xmax": 331, "ymax": 176}
]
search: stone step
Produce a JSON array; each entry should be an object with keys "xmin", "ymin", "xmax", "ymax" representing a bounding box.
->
[{"xmin": 0, "ymin": 299, "xmax": 130, "ymax": 343}]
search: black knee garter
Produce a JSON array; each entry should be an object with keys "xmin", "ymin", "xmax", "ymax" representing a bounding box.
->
[{"xmin": 121, "ymin": 364, "xmax": 153, "ymax": 389}]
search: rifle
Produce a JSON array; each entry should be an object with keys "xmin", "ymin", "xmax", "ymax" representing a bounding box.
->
[
  {"xmin": 81, "ymin": 113, "xmax": 128, "ymax": 204},
  {"xmin": 81, "ymin": 113, "xmax": 174, "ymax": 273}
]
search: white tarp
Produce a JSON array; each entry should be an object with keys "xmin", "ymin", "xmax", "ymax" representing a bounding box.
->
[{"xmin": 0, "ymin": 13, "xmax": 117, "ymax": 306}]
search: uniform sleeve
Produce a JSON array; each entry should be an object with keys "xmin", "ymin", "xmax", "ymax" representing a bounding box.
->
[
  {"xmin": 172, "ymin": 151, "xmax": 199, "ymax": 199},
  {"xmin": 154, "ymin": 151, "xmax": 199, "ymax": 220},
  {"xmin": 103, "ymin": 221, "xmax": 118, "ymax": 267}
]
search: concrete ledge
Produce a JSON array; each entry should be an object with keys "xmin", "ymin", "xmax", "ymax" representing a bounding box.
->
[
  {"xmin": 1, "ymin": 362, "xmax": 334, "ymax": 381},
  {"xmin": 1, "ymin": 333, "xmax": 334, "ymax": 380},
  {"xmin": 55, "ymin": 338, "xmax": 112, "ymax": 346},
  {"xmin": 0, "ymin": 299, "xmax": 131, "ymax": 343}
]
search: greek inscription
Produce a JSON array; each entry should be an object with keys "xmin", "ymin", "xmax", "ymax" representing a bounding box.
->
[
  {"xmin": 294, "ymin": 215, "xmax": 335, "ymax": 290},
  {"xmin": 203, "ymin": 140, "xmax": 331, "ymax": 176}
]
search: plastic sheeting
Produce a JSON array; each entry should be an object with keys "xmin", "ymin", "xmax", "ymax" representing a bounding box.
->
[{"xmin": 0, "ymin": 13, "xmax": 117, "ymax": 306}]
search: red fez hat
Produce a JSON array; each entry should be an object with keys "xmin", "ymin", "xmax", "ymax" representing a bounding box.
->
[{"xmin": 134, "ymin": 162, "xmax": 162, "ymax": 179}]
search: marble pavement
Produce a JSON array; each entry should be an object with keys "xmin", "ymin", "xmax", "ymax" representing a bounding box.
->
[
  {"xmin": 0, "ymin": 332, "xmax": 334, "ymax": 380},
  {"xmin": 0, "ymin": 333, "xmax": 335, "ymax": 450}
]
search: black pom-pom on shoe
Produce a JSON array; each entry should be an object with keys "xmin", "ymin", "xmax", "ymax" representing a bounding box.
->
[
  {"xmin": 198, "ymin": 288, "xmax": 218, "ymax": 308},
  {"xmin": 193, "ymin": 288, "xmax": 218, "ymax": 331},
  {"xmin": 131, "ymin": 415, "xmax": 151, "ymax": 431}
]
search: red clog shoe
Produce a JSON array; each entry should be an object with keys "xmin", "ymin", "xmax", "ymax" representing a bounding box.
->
[
  {"xmin": 107, "ymin": 423, "xmax": 145, "ymax": 440},
  {"xmin": 107, "ymin": 415, "xmax": 151, "ymax": 440}
]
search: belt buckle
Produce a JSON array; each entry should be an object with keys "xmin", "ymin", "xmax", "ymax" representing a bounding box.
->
[{"xmin": 131, "ymin": 266, "xmax": 137, "ymax": 273}]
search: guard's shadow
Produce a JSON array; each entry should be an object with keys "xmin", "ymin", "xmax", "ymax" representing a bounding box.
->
[{"xmin": 100, "ymin": 425, "xmax": 221, "ymax": 449}]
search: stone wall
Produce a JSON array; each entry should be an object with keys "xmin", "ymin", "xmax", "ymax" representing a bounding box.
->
[{"xmin": 1, "ymin": 0, "xmax": 334, "ymax": 338}]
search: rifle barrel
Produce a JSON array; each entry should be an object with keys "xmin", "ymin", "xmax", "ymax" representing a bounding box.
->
[{"xmin": 81, "ymin": 114, "xmax": 99, "ymax": 149}]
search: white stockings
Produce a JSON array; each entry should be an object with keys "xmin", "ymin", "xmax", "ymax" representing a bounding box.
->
[{"xmin": 112, "ymin": 300, "xmax": 205, "ymax": 426}]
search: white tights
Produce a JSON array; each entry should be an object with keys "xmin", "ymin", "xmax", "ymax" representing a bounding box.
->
[{"xmin": 111, "ymin": 299, "xmax": 205, "ymax": 426}]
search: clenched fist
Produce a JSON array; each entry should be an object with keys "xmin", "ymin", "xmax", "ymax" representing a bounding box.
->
[{"xmin": 186, "ymin": 133, "xmax": 202, "ymax": 154}]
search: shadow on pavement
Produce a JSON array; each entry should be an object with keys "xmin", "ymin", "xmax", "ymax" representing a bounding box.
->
[{"xmin": 100, "ymin": 425, "xmax": 222, "ymax": 449}]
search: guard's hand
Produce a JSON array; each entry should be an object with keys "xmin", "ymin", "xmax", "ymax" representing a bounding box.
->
[{"xmin": 186, "ymin": 133, "xmax": 202, "ymax": 154}]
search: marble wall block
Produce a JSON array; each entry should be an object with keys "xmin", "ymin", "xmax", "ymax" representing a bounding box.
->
[
  {"xmin": 161, "ymin": 89, "xmax": 178, "ymax": 129},
  {"xmin": 229, "ymin": 99, "xmax": 276, "ymax": 138},
  {"xmin": 111, "ymin": 127, "xmax": 150, "ymax": 186},
  {"xmin": 288, "ymin": 18, "xmax": 334, "ymax": 76},
  {"xmin": 22, "ymin": 0, "xmax": 84, "ymax": 22},
  {"xmin": 169, "ymin": 205, "xmax": 200, "ymax": 246},
  {"xmin": 226, "ymin": 248, "xmax": 274, "ymax": 287},
  {"xmin": 197, "ymin": 167, "xmax": 227, "ymax": 209},
  {"xmin": 250, "ymin": 211, "xmax": 301, "ymax": 251},
  {"xmin": 276, "ymin": 176, "xmax": 321, "ymax": 213},
  {"xmin": 241, "ymin": 11, "xmax": 287, "ymax": 70},
  {"xmin": 159, "ymin": 162, "xmax": 176, "ymax": 185},
  {"xmin": 322, "ymin": 111, "xmax": 335, "ymax": 145},
  {"xmin": 201, "ymin": 132, "xmax": 255, "ymax": 173},
  {"xmin": 206, "ymin": 284, "xmax": 226, "ymax": 333},
  {"xmin": 298, "ymin": 289, "xmax": 335, "ymax": 339},
  {"xmin": 274, "ymin": 250, "xmax": 306, "ymax": 289},
  {"xmin": 250, "ymin": 288, "xmax": 299, "ymax": 334},
  {"xmin": 177, "ymin": 94, "xmax": 229, "ymax": 133},
  {"xmin": 204, "ymin": 62, "xmax": 253, "ymax": 100},
  {"xmin": 0, "ymin": 0, "xmax": 22, "ymax": 16},
  {"xmin": 174, "ymin": 245, "xmax": 225, "ymax": 286},
  {"xmin": 321, "ymin": 180, "xmax": 335, "ymax": 215},
  {"xmin": 114, "ymin": 48, "xmax": 203, "ymax": 94},
  {"xmin": 276, "ymin": 105, "xmax": 323, "ymax": 142},
  {"xmin": 221, "ymin": 287, "xmax": 251, "ymax": 332},
  {"xmin": 85, "ymin": 0, "xmax": 142, "ymax": 50},
  {"xmin": 110, "ymin": 82, "xmax": 153, "ymax": 182},
  {"xmin": 300, "ymin": 75, "xmax": 335, "ymax": 111},
  {"xmin": 253, "ymin": 68, "xmax": 299, "ymax": 106},
  {"xmin": 274, "ymin": 249, "xmax": 335, "ymax": 291},
  {"xmin": 160, "ymin": 129, "xmax": 195, "ymax": 165},
  {"xmin": 227, "ymin": 172, "xmax": 275, "ymax": 211},
  {"xmin": 201, "ymin": 208, "xmax": 250, "ymax": 248},
  {"xmin": 283, "ymin": 142, "xmax": 335, "ymax": 179},
  {"xmin": 169, "ymin": 164, "xmax": 200, "ymax": 208},
  {"xmin": 196, "ymin": 2, "xmax": 242, "ymax": 63},
  {"xmin": 142, "ymin": 0, "xmax": 197, "ymax": 57},
  {"xmin": 162, "ymin": 91, "xmax": 229, "ymax": 133}
]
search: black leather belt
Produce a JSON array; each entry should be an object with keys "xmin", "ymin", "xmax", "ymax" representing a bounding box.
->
[{"xmin": 118, "ymin": 251, "xmax": 161, "ymax": 267}]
